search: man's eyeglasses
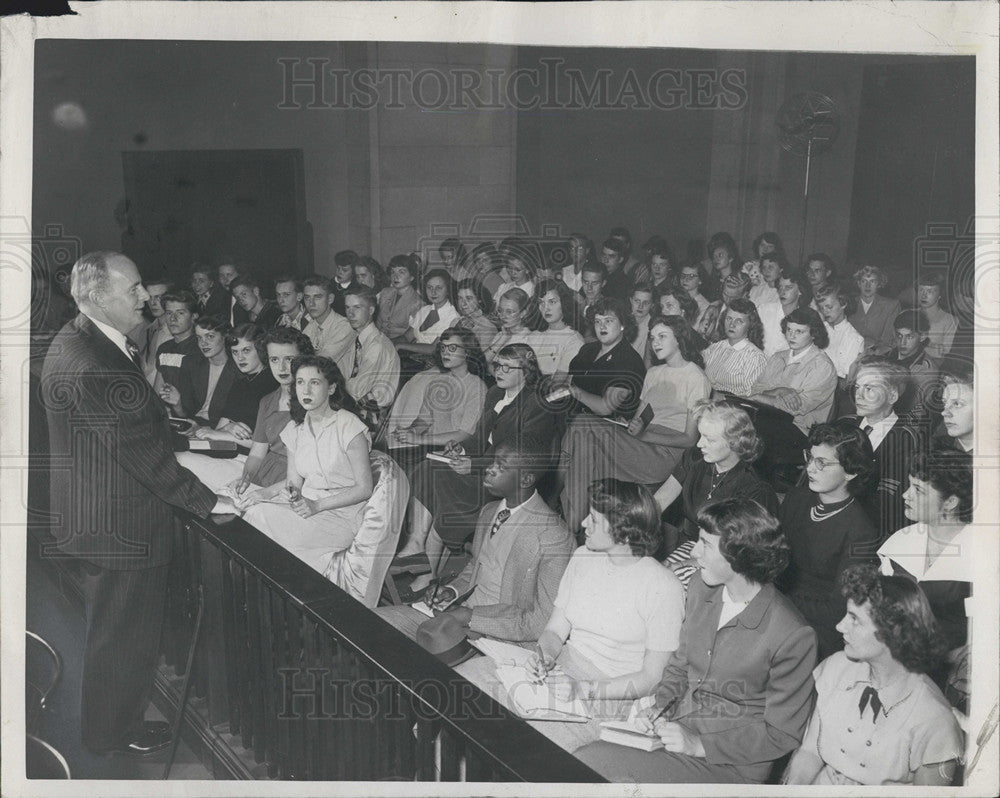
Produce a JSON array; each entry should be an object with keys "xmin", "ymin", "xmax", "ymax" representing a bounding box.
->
[
  {"xmin": 440, "ymin": 343, "xmax": 466, "ymax": 354},
  {"xmin": 803, "ymin": 451, "xmax": 841, "ymax": 470},
  {"xmin": 492, "ymin": 362, "xmax": 524, "ymax": 374}
]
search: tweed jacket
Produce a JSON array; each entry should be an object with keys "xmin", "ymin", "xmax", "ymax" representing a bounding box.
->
[
  {"xmin": 652, "ymin": 575, "xmax": 817, "ymax": 776},
  {"xmin": 449, "ymin": 492, "xmax": 575, "ymax": 641}
]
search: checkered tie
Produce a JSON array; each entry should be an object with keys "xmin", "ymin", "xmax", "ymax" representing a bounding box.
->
[{"xmin": 490, "ymin": 508, "xmax": 511, "ymax": 538}]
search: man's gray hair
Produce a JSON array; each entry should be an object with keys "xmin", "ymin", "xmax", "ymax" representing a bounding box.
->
[{"xmin": 70, "ymin": 251, "xmax": 120, "ymax": 305}]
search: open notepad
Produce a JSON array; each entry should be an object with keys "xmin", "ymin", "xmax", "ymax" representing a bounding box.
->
[{"xmin": 467, "ymin": 639, "xmax": 589, "ymax": 722}]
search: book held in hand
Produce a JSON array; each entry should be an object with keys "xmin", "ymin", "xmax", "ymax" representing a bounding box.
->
[{"xmin": 598, "ymin": 720, "xmax": 664, "ymax": 751}]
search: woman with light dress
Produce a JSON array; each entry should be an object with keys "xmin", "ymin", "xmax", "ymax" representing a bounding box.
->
[{"xmin": 237, "ymin": 355, "xmax": 373, "ymax": 574}]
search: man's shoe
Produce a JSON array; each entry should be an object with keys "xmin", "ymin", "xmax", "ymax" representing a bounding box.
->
[{"xmin": 91, "ymin": 721, "xmax": 172, "ymax": 757}]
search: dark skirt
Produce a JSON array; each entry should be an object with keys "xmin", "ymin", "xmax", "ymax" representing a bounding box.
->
[{"xmin": 410, "ymin": 456, "xmax": 496, "ymax": 545}]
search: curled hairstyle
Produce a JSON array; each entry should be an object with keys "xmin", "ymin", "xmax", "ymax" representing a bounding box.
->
[
  {"xmin": 226, "ymin": 323, "xmax": 268, "ymax": 363},
  {"xmin": 781, "ymin": 307, "xmax": 829, "ymax": 349},
  {"xmin": 588, "ymin": 479, "xmax": 662, "ymax": 558},
  {"xmin": 752, "ymin": 231, "xmax": 786, "ymax": 261},
  {"xmin": 288, "ymin": 355, "xmax": 358, "ymax": 424},
  {"xmin": 908, "ymin": 448, "xmax": 973, "ymax": 523},
  {"xmin": 697, "ymin": 497, "xmax": 788, "ymax": 584},
  {"xmin": 195, "ymin": 313, "xmax": 231, "ymax": 335},
  {"xmin": 422, "ymin": 268, "xmax": 455, "ymax": 305},
  {"xmin": 495, "ymin": 343, "xmax": 541, "ymax": 389},
  {"xmin": 455, "ymin": 277, "xmax": 495, "ymax": 316},
  {"xmin": 839, "ymin": 564, "xmax": 948, "ymax": 674},
  {"xmin": 649, "ymin": 314, "xmax": 705, "ymax": 369},
  {"xmin": 656, "ymin": 286, "xmax": 700, "ymax": 325},
  {"xmin": 388, "ymin": 254, "xmax": 420, "ymax": 283},
  {"xmin": 814, "ymin": 283, "xmax": 855, "ymax": 317},
  {"xmin": 722, "ymin": 298, "xmax": 764, "ymax": 349},
  {"xmin": 778, "ymin": 266, "xmax": 814, "ymax": 309},
  {"xmin": 590, "ymin": 297, "xmax": 637, "ymax": 348},
  {"xmin": 265, "ymin": 326, "xmax": 314, "ymax": 355},
  {"xmin": 432, "ymin": 325, "xmax": 487, "ymax": 379},
  {"xmin": 853, "ymin": 264, "xmax": 889, "ymax": 289},
  {"xmin": 807, "ymin": 420, "xmax": 877, "ymax": 496},
  {"xmin": 692, "ymin": 399, "xmax": 763, "ymax": 462},
  {"xmin": 708, "ymin": 232, "xmax": 740, "ymax": 265},
  {"xmin": 536, "ymin": 279, "xmax": 582, "ymax": 333}
]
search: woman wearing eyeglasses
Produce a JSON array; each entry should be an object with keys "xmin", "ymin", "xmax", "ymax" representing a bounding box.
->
[
  {"xmin": 482, "ymin": 288, "xmax": 536, "ymax": 376},
  {"xmin": 382, "ymin": 327, "xmax": 488, "ymax": 492},
  {"xmin": 777, "ymin": 420, "xmax": 879, "ymax": 659},
  {"xmin": 785, "ymin": 564, "xmax": 962, "ymax": 786},
  {"xmin": 403, "ymin": 343, "xmax": 556, "ymax": 582}
]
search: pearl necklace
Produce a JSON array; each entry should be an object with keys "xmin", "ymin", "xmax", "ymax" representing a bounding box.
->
[{"xmin": 810, "ymin": 497, "xmax": 855, "ymax": 523}]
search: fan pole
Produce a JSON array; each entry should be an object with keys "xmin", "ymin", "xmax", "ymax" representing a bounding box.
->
[{"xmin": 799, "ymin": 137, "xmax": 813, "ymax": 265}]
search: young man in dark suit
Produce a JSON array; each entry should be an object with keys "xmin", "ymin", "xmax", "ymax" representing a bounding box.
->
[
  {"xmin": 41, "ymin": 251, "xmax": 234, "ymax": 756},
  {"xmin": 190, "ymin": 262, "xmax": 230, "ymax": 319}
]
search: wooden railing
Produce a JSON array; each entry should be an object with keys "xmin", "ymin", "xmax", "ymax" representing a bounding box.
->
[{"xmin": 160, "ymin": 512, "xmax": 604, "ymax": 783}]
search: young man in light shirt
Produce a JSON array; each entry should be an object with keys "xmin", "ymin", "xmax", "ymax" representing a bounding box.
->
[
  {"xmin": 339, "ymin": 286, "xmax": 400, "ymax": 415},
  {"xmin": 301, "ymin": 274, "xmax": 354, "ymax": 364}
]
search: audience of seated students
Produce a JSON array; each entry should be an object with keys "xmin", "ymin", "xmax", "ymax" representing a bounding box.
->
[
  {"xmin": 655, "ymin": 285, "xmax": 701, "ymax": 332},
  {"xmin": 579, "ymin": 262, "xmax": 608, "ymax": 322},
  {"xmin": 483, "ymin": 287, "xmax": 536, "ymax": 370},
  {"xmin": 191, "ymin": 262, "xmax": 231, "ymax": 318},
  {"xmin": 752, "ymin": 230, "xmax": 786, "ymax": 262},
  {"xmin": 786, "ymin": 564, "xmax": 962, "ymax": 786},
  {"xmin": 560, "ymin": 315, "xmax": 709, "ymax": 534},
  {"xmin": 654, "ymin": 400, "xmax": 779, "ymax": 556},
  {"xmin": 437, "ymin": 237, "xmax": 470, "ymax": 283},
  {"xmin": 352, "ymin": 256, "xmax": 383, "ymax": 292},
  {"xmin": 916, "ymin": 271, "xmax": 958, "ymax": 360},
  {"xmin": 302, "ymin": 275, "xmax": 354, "ymax": 364},
  {"xmin": 846, "ymin": 355, "xmax": 926, "ymax": 538},
  {"xmin": 492, "ymin": 242, "xmax": 537, "ymax": 305},
  {"xmin": 160, "ymin": 313, "xmax": 236, "ymax": 423},
  {"xmin": 777, "ymin": 420, "xmax": 879, "ymax": 660},
  {"xmin": 744, "ymin": 256, "xmax": 779, "ymax": 308},
  {"xmin": 154, "ymin": 289, "xmax": 202, "ymax": 397},
  {"xmin": 557, "ymin": 297, "xmax": 646, "ymax": 424},
  {"xmin": 703, "ymin": 298, "xmax": 767, "ymax": 396},
  {"xmin": 274, "ymin": 274, "xmax": 308, "ymax": 330},
  {"xmin": 804, "ymin": 252, "xmax": 837, "ymax": 306},
  {"xmin": 596, "ymin": 237, "xmax": 633, "ymax": 301},
  {"xmin": 849, "ymin": 265, "xmax": 902, "ymax": 354},
  {"xmin": 815, "ymin": 284, "xmax": 864, "ymax": 389},
  {"xmin": 937, "ymin": 364, "xmax": 974, "ymax": 454},
  {"xmin": 217, "ymin": 261, "xmax": 241, "ymax": 324},
  {"xmin": 702, "ymin": 231, "xmax": 740, "ymax": 301},
  {"xmin": 382, "ymin": 327, "xmax": 488, "ymax": 479},
  {"xmin": 229, "ymin": 274, "xmax": 282, "ymax": 329},
  {"xmin": 647, "ymin": 238, "xmax": 674, "ymax": 296},
  {"xmin": 890, "ymin": 309, "xmax": 939, "ymax": 415},
  {"xmin": 459, "ymin": 479, "xmax": 683, "ymax": 754},
  {"xmin": 676, "ymin": 261, "xmax": 712, "ymax": 322},
  {"xmin": 237, "ymin": 355, "xmax": 373, "ymax": 574},
  {"xmin": 576, "ymin": 497, "xmax": 817, "ymax": 784},
  {"xmin": 628, "ymin": 284, "xmax": 655, "ymax": 364},
  {"xmin": 757, "ymin": 250, "xmax": 787, "ymax": 302},
  {"xmin": 878, "ymin": 449, "xmax": 973, "ymax": 703},
  {"xmin": 376, "ymin": 255, "xmax": 424, "ymax": 343},
  {"xmin": 404, "ymin": 343, "xmax": 557, "ymax": 584},
  {"xmin": 206, "ymin": 323, "xmax": 279, "ymax": 435},
  {"xmin": 610, "ymin": 226, "xmax": 649, "ymax": 287},
  {"xmin": 339, "ymin": 285, "xmax": 400, "ymax": 416},
  {"xmin": 331, "ymin": 250, "xmax": 362, "ymax": 316},
  {"xmin": 531, "ymin": 279, "xmax": 586, "ymax": 377},
  {"xmin": 132, "ymin": 278, "xmax": 172, "ymax": 382},
  {"xmin": 377, "ymin": 439, "xmax": 574, "ymax": 641},
  {"xmin": 225, "ymin": 327, "xmax": 315, "ymax": 493},
  {"xmin": 748, "ymin": 307, "xmax": 838, "ymax": 461},
  {"xmin": 758, "ymin": 264, "xmax": 812, "ymax": 358},
  {"xmin": 453, "ymin": 278, "xmax": 499, "ymax": 350},
  {"xmin": 469, "ymin": 241, "xmax": 505, "ymax": 297},
  {"xmin": 562, "ymin": 234, "xmax": 594, "ymax": 293},
  {"xmin": 396, "ymin": 268, "xmax": 460, "ymax": 369}
]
